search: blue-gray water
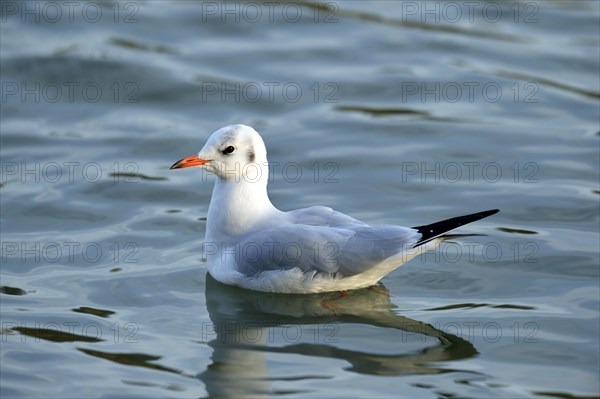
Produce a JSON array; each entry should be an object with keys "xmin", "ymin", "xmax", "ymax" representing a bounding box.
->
[{"xmin": 1, "ymin": 1, "xmax": 599, "ymax": 398}]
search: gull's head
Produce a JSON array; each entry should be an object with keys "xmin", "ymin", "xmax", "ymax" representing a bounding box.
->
[{"xmin": 170, "ymin": 124, "xmax": 268, "ymax": 182}]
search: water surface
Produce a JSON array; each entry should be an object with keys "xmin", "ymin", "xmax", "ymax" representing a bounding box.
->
[{"xmin": 1, "ymin": 1, "xmax": 599, "ymax": 398}]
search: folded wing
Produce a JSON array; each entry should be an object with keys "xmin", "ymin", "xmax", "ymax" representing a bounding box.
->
[{"xmin": 235, "ymin": 224, "xmax": 420, "ymax": 277}]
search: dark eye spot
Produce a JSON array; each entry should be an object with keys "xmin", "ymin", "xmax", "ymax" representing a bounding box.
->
[
  {"xmin": 248, "ymin": 151, "xmax": 255, "ymax": 163},
  {"xmin": 222, "ymin": 146, "xmax": 235, "ymax": 155}
]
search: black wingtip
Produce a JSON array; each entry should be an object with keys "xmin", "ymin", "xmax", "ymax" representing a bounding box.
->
[{"xmin": 412, "ymin": 209, "xmax": 499, "ymax": 247}]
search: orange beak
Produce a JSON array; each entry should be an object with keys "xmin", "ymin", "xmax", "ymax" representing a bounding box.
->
[{"xmin": 170, "ymin": 155, "xmax": 209, "ymax": 169}]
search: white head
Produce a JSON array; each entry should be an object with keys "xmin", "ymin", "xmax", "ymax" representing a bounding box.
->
[{"xmin": 171, "ymin": 124, "xmax": 268, "ymax": 183}]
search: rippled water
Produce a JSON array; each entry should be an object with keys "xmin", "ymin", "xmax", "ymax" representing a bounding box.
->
[{"xmin": 1, "ymin": 1, "xmax": 599, "ymax": 398}]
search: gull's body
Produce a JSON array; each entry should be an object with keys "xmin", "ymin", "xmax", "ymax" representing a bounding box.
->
[{"xmin": 171, "ymin": 124, "xmax": 498, "ymax": 293}]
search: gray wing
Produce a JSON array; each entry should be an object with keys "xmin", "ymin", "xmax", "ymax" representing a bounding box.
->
[
  {"xmin": 287, "ymin": 206, "xmax": 368, "ymax": 227},
  {"xmin": 234, "ymin": 223, "xmax": 420, "ymax": 277}
]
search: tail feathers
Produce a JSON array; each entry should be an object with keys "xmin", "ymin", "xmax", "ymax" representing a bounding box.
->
[{"xmin": 412, "ymin": 209, "xmax": 499, "ymax": 247}]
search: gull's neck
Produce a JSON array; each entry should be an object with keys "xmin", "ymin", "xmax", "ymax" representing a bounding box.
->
[{"xmin": 206, "ymin": 175, "xmax": 280, "ymax": 243}]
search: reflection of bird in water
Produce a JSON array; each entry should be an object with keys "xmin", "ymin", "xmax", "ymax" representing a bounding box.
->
[{"xmin": 199, "ymin": 274, "xmax": 478, "ymax": 398}]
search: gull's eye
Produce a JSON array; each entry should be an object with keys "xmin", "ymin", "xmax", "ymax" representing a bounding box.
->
[{"xmin": 222, "ymin": 146, "xmax": 235, "ymax": 155}]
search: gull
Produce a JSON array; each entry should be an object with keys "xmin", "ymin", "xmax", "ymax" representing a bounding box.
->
[{"xmin": 171, "ymin": 124, "xmax": 498, "ymax": 293}]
